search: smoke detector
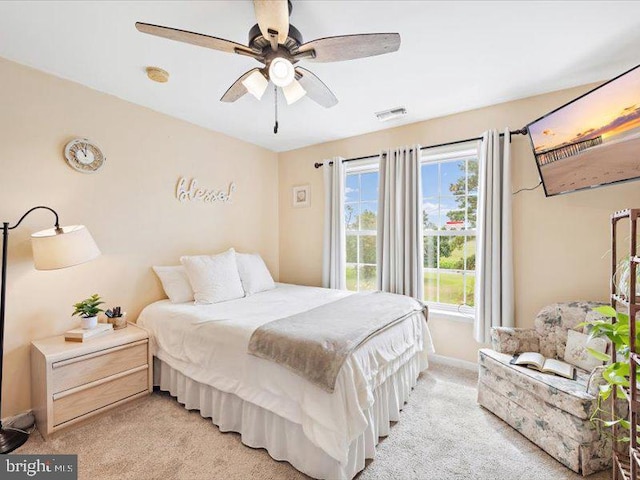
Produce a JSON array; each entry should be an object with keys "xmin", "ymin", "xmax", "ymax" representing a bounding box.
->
[
  {"xmin": 146, "ymin": 66, "xmax": 170, "ymax": 83},
  {"xmin": 375, "ymin": 106, "xmax": 407, "ymax": 122}
]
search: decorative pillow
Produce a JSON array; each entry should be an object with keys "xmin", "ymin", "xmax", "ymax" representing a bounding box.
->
[
  {"xmin": 181, "ymin": 248, "xmax": 245, "ymax": 304},
  {"xmin": 236, "ymin": 252, "xmax": 276, "ymax": 295},
  {"xmin": 152, "ymin": 265, "xmax": 194, "ymax": 303},
  {"xmin": 563, "ymin": 329, "xmax": 608, "ymax": 372}
]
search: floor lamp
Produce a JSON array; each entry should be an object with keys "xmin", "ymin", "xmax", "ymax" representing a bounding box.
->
[{"xmin": 0, "ymin": 206, "xmax": 100, "ymax": 454}]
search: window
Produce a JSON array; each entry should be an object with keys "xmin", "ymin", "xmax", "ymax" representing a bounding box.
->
[
  {"xmin": 421, "ymin": 147, "xmax": 478, "ymax": 315},
  {"xmin": 341, "ymin": 146, "xmax": 479, "ymax": 315},
  {"xmin": 345, "ymin": 165, "xmax": 379, "ymax": 291}
]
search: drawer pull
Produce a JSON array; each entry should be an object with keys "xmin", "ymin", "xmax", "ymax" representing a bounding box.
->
[
  {"xmin": 53, "ymin": 365, "xmax": 148, "ymax": 401},
  {"xmin": 52, "ymin": 340, "xmax": 148, "ymax": 369}
]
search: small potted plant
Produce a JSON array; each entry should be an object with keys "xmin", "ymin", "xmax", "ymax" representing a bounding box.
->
[{"xmin": 72, "ymin": 294, "xmax": 104, "ymax": 329}]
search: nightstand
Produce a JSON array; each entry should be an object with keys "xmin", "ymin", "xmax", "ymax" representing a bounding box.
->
[{"xmin": 31, "ymin": 323, "xmax": 152, "ymax": 439}]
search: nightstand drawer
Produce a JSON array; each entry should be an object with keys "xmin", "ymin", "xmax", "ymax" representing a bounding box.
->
[
  {"xmin": 52, "ymin": 367, "xmax": 148, "ymax": 426},
  {"xmin": 52, "ymin": 340, "xmax": 147, "ymax": 394}
]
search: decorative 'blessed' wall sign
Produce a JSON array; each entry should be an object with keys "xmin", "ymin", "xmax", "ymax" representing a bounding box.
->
[{"xmin": 176, "ymin": 177, "xmax": 236, "ymax": 203}]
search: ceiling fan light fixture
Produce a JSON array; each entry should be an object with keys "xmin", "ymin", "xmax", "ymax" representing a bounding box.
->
[
  {"xmin": 241, "ymin": 70, "xmax": 269, "ymax": 100},
  {"xmin": 283, "ymin": 80, "xmax": 307, "ymax": 105},
  {"xmin": 136, "ymin": 2, "xmax": 401, "ymax": 112},
  {"xmin": 269, "ymin": 57, "xmax": 295, "ymax": 87}
]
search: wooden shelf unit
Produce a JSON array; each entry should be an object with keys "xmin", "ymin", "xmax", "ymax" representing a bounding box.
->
[
  {"xmin": 611, "ymin": 208, "xmax": 640, "ymax": 480},
  {"xmin": 615, "ymin": 452, "xmax": 631, "ymax": 480}
]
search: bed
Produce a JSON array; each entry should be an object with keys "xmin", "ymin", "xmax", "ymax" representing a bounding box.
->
[{"xmin": 138, "ymin": 283, "xmax": 433, "ymax": 479}]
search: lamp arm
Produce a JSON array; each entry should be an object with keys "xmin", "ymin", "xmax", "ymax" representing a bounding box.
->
[
  {"xmin": 0, "ymin": 205, "xmax": 67, "ymax": 450},
  {"xmin": 0, "ymin": 205, "xmax": 59, "ymax": 437},
  {"xmin": 7, "ymin": 206, "xmax": 61, "ymax": 232}
]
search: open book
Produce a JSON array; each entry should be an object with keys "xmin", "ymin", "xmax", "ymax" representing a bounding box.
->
[{"xmin": 511, "ymin": 352, "xmax": 576, "ymax": 380}]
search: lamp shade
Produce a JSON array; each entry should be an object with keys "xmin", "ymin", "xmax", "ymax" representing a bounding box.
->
[
  {"xmin": 31, "ymin": 225, "xmax": 100, "ymax": 270},
  {"xmin": 241, "ymin": 70, "xmax": 269, "ymax": 100},
  {"xmin": 283, "ymin": 79, "xmax": 307, "ymax": 105},
  {"xmin": 269, "ymin": 57, "xmax": 295, "ymax": 87}
]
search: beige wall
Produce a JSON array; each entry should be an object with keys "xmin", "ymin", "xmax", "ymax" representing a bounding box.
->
[
  {"xmin": 0, "ymin": 57, "xmax": 279, "ymax": 417},
  {"xmin": 4, "ymin": 53, "xmax": 640, "ymax": 418},
  {"xmin": 278, "ymin": 84, "xmax": 640, "ymax": 363}
]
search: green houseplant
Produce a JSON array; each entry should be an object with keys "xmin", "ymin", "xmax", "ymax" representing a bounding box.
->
[
  {"xmin": 72, "ymin": 294, "xmax": 104, "ymax": 330},
  {"xmin": 583, "ymin": 305, "xmax": 637, "ymax": 436}
]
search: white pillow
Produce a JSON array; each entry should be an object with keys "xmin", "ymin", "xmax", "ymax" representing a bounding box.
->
[
  {"xmin": 181, "ymin": 249, "xmax": 245, "ymax": 304},
  {"xmin": 236, "ymin": 252, "xmax": 276, "ymax": 295},
  {"xmin": 152, "ymin": 266, "xmax": 194, "ymax": 303},
  {"xmin": 563, "ymin": 329, "xmax": 608, "ymax": 371}
]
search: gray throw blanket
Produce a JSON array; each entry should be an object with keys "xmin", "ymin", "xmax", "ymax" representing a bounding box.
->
[{"xmin": 247, "ymin": 292, "xmax": 428, "ymax": 393}]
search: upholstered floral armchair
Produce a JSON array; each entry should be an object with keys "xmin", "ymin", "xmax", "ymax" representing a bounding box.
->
[{"xmin": 477, "ymin": 301, "xmax": 613, "ymax": 476}]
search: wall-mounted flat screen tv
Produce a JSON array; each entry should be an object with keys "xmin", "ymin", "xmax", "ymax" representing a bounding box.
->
[{"xmin": 527, "ymin": 64, "xmax": 640, "ymax": 196}]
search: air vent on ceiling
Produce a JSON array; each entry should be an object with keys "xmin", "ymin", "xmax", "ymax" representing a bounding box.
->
[{"xmin": 375, "ymin": 106, "xmax": 407, "ymax": 122}]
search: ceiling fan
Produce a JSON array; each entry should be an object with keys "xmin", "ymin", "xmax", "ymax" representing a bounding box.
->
[{"xmin": 135, "ymin": 0, "xmax": 400, "ymax": 110}]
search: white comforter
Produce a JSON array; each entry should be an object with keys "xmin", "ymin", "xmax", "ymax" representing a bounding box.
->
[{"xmin": 138, "ymin": 283, "xmax": 434, "ymax": 464}]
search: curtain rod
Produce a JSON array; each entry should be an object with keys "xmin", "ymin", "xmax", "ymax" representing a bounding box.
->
[{"xmin": 313, "ymin": 127, "xmax": 528, "ymax": 168}]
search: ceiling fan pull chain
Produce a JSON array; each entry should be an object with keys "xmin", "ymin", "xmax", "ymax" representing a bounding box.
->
[{"xmin": 273, "ymin": 85, "xmax": 279, "ymax": 134}]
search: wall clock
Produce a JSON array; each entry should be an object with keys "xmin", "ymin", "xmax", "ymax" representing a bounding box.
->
[{"xmin": 64, "ymin": 138, "xmax": 106, "ymax": 173}]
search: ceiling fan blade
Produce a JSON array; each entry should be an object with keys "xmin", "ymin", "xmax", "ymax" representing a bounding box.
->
[
  {"xmin": 135, "ymin": 22, "xmax": 257, "ymax": 57},
  {"xmin": 295, "ymin": 67, "xmax": 338, "ymax": 108},
  {"xmin": 221, "ymin": 68, "xmax": 262, "ymax": 103},
  {"xmin": 253, "ymin": 0, "xmax": 290, "ymax": 46},
  {"xmin": 297, "ymin": 33, "xmax": 400, "ymax": 63}
]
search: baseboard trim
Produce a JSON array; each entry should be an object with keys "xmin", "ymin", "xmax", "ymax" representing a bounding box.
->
[
  {"xmin": 428, "ymin": 353, "xmax": 477, "ymax": 372},
  {"xmin": 2, "ymin": 410, "xmax": 35, "ymax": 430}
]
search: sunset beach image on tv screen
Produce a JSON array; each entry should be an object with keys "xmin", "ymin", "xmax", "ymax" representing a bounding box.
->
[{"xmin": 528, "ymin": 65, "xmax": 640, "ymax": 196}]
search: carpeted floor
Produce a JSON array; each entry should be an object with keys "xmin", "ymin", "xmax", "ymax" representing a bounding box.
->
[{"xmin": 15, "ymin": 363, "xmax": 610, "ymax": 480}]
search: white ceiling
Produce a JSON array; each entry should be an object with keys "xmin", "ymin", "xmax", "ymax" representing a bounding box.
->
[{"xmin": 0, "ymin": 1, "xmax": 638, "ymax": 152}]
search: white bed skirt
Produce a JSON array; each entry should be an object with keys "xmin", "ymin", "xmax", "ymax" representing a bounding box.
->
[{"xmin": 154, "ymin": 353, "xmax": 425, "ymax": 480}]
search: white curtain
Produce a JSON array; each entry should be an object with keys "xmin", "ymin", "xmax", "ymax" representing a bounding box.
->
[
  {"xmin": 474, "ymin": 129, "xmax": 515, "ymax": 343},
  {"xmin": 377, "ymin": 146, "xmax": 424, "ymax": 300},
  {"xmin": 322, "ymin": 157, "xmax": 346, "ymax": 289}
]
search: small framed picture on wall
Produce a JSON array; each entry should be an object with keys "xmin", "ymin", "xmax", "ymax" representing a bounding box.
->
[{"xmin": 292, "ymin": 185, "xmax": 310, "ymax": 208}]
